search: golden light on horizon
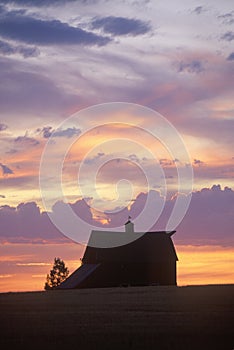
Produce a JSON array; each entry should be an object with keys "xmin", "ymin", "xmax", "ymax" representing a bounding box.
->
[
  {"xmin": 0, "ymin": 244, "xmax": 233, "ymax": 293},
  {"xmin": 177, "ymin": 245, "xmax": 234, "ymax": 286}
]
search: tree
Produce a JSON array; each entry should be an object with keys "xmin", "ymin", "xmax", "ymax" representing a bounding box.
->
[{"xmin": 44, "ymin": 257, "xmax": 69, "ymax": 290}]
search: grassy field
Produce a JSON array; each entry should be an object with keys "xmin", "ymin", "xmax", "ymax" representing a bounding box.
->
[{"xmin": 0, "ymin": 284, "xmax": 233, "ymax": 350}]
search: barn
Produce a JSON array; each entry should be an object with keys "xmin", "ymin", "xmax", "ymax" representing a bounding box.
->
[{"xmin": 58, "ymin": 220, "xmax": 178, "ymax": 289}]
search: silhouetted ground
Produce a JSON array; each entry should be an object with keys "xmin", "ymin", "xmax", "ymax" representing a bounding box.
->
[{"xmin": 0, "ymin": 285, "xmax": 233, "ymax": 350}]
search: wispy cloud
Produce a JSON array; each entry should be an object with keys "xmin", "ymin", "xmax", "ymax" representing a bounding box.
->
[
  {"xmin": 0, "ymin": 274, "xmax": 14, "ymax": 278},
  {"xmin": 16, "ymin": 262, "xmax": 51, "ymax": 266},
  {"xmin": 193, "ymin": 6, "xmax": 205, "ymax": 15},
  {"xmin": 15, "ymin": 134, "xmax": 40, "ymax": 146},
  {"xmin": 0, "ymin": 39, "xmax": 40, "ymax": 58},
  {"xmin": 39, "ymin": 126, "xmax": 81, "ymax": 139},
  {"xmin": 177, "ymin": 60, "xmax": 205, "ymax": 74},
  {"xmin": 0, "ymin": 123, "xmax": 8, "ymax": 131}
]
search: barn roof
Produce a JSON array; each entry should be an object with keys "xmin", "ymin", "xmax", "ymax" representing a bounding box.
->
[
  {"xmin": 83, "ymin": 231, "xmax": 178, "ymax": 264},
  {"xmin": 57, "ymin": 263, "xmax": 100, "ymax": 289}
]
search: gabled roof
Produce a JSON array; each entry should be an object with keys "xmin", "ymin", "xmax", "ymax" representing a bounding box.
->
[
  {"xmin": 57, "ymin": 263, "xmax": 100, "ymax": 289},
  {"xmin": 83, "ymin": 231, "xmax": 178, "ymax": 264}
]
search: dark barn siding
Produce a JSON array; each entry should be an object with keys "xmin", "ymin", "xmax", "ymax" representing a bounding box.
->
[{"xmin": 59, "ymin": 230, "xmax": 178, "ymax": 289}]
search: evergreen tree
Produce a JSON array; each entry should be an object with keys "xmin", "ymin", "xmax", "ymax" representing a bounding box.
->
[{"xmin": 44, "ymin": 257, "xmax": 69, "ymax": 290}]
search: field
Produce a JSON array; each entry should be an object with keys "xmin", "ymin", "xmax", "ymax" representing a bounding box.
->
[{"xmin": 0, "ymin": 285, "xmax": 233, "ymax": 350}]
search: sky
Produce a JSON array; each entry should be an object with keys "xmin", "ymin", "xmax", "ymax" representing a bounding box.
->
[{"xmin": 0, "ymin": 0, "xmax": 233, "ymax": 292}]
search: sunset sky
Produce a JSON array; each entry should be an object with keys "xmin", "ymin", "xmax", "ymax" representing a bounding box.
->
[{"xmin": 0, "ymin": 0, "xmax": 233, "ymax": 292}]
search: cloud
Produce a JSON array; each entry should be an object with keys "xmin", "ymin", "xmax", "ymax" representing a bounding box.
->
[
  {"xmin": 0, "ymin": 175, "xmax": 37, "ymax": 188},
  {"xmin": 221, "ymin": 31, "xmax": 234, "ymax": 41},
  {"xmin": 91, "ymin": 16, "xmax": 151, "ymax": 36},
  {"xmin": 128, "ymin": 154, "xmax": 140, "ymax": 163},
  {"xmin": 193, "ymin": 159, "xmax": 204, "ymax": 166},
  {"xmin": 177, "ymin": 60, "xmax": 204, "ymax": 74},
  {"xmin": 15, "ymin": 134, "xmax": 40, "ymax": 146},
  {"xmin": 0, "ymin": 0, "xmax": 86, "ymax": 6},
  {"xmin": 0, "ymin": 163, "xmax": 14, "ymax": 175},
  {"xmin": 84, "ymin": 152, "xmax": 105, "ymax": 165},
  {"xmin": 0, "ymin": 58, "xmax": 80, "ymax": 117},
  {"xmin": 0, "ymin": 10, "xmax": 111, "ymax": 46},
  {"xmin": 173, "ymin": 185, "xmax": 234, "ymax": 246},
  {"xmin": 0, "ymin": 199, "xmax": 94, "ymax": 243},
  {"xmin": 227, "ymin": 52, "xmax": 234, "ymax": 61},
  {"xmin": 39, "ymin": 126, "xmax": 81, "ymax": 139},
  {"xmin": 159, "ymin": 159, "xmax": 173, "ymax": 167},
  {"xmin": 130, "ymin": 186, "xmax": 234, "ymax": 247},
  {"xmin": 218, "ymin": 12, "xmax": 234, "ymax": 25},
  {"xmin": 193, "ymin": 6, "xmax": 204, "ymax": 15},
  {"xmin": 0, "ymin": 123, "xmax": 8, "ymax": 131},
  {"xmin": 0, "ymin": 39, "xmax": 40, "ymax": 58},
  {"xmin": 0, "ymin": 185, "xmax": 233, "ymax": 246},
  {"xmin": 0, "ymin": 202, "xmax": 70, "ymax": 243}
]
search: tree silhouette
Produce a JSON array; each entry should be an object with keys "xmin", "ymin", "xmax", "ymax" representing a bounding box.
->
[{"xmin": 44, "ymin": 257, "xmax": 69, "ymax": 290}]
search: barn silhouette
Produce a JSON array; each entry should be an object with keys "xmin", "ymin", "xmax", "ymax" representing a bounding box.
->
[{"xmin": 58, "ymin": 219, "xmax": 178, "ymax": 289}]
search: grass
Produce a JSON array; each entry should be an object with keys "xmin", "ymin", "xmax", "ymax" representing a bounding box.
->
[{"xmin": 0, "ymin": 284, "xmax": 233, "ymax": 350}]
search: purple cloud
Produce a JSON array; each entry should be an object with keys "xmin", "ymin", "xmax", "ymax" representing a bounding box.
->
[
  {"xmin": 0, "ymin": 0, "xmax": 85, "ymax": 6},
  {"xmin": 193, "ymin": 6, "xmax": 204, "ymax": 15},
  {"xmin": 227, "ymin": 52, "xmax": 234, "ymax": 61},
  {"xmin": 0, "ymin": 163, "xmax": 14, "ymax": 175},
  {"xmin": 91, "ymin": 16, "xmax": 151, "ymax": 36},
  {"xmin": 15, "ymin": 135, "xmax": 40, "ymax": 146},
  {"xmin": 177, "ymin": 60, "xmax": 204, "ymax": 74},
  {"xmin": 0, "ymin": 39, "xmax": 39, "ymax": 58},
  {"xmin": 0, "ymin": 123, "xmax": 8, "ymax": 131},
  {"xmin": 221, "ymin": 31, "xmax": 234, "ymax": 41},
  {"xmin": 40, "ymin": 126, "xmax": 81, "ymax": 139},
  {"xmin": 193, "ymin": 159, "xmax": 204, "ymax": 166},
  {"xmin": 0, "ymin": 185, "xmax": 233, "ymax": 246},
  {"xmin": 218, "ymin": 12, "xmax": 234, "ymax": 25},
  {"xmin": 0, "ymin": 10, "xmax": 111, "ymax": 46},
  {"xmin": 0, "ymin": 202, "xmax": 71, "ymax": 244}
]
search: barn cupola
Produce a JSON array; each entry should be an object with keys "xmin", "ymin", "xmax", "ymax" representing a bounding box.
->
[{"xmin": 125, "ymin": 216, "xmax": 134, "ymax": 233}]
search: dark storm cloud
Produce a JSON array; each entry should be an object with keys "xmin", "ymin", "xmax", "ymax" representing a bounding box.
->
[
  {"xmin": 0, "ymin": 10, "xmax": 111, "ymax": 46},
  {"xmin": 0, "ymin": 163, "xmax": 14, "ymax": 175},
  {"xmin": 221, "ymin": 31, "xmax": 234, "ymax": 41},
  {"xmin": 0, "ymin": 39, "xmax": 39, "ymax": 58},
  {"xmin": 177, "ymin": 60, "xmax": 204, "ymax": 74},
  {"xmin": 91, "ymin": 16, "xmax": 151, "ymax": 36},
  {"xmin": 227, "ymin": 52, "xmax": 234, "ymax": 61}
]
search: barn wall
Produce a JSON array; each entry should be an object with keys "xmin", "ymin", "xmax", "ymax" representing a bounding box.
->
[{"xmin": 77, "ymin": 261, "xmax": 177, "ymax": 288}]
